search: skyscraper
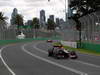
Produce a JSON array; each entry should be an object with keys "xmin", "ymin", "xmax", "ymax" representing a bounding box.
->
[
  {"xmin": 40, "ymin": 10, "xmax": 46, "ymax": 28},
  {"xmin": 10, "ymin": 8, "xmax": 18, "ymax": 25},
  {"xmin": 49, "ymin": 15, "xmax": 54, "ymax": 22},
  {"xmin": 56, "ymin": 18, "xmax": 60, "ymax": 26}
]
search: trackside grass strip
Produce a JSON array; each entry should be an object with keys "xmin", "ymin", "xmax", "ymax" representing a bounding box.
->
[{"xmin": 53, "ymin": 42, "xmax": 100, "ymax": 56}]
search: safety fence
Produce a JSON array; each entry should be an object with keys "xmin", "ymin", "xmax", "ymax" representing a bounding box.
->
[
  {"xmin": 67, "ymin": 11, "xmax": 100, "ymax": 44},
  {"xmin": 0, "ymin": 28, "xmax": 61, "ymax": 40},
  {"xmin": 79, "ymin": 11, "xmax": 100, "ymax": 44},
  {"xmin": 78, "ymin": 42, "xmax": 100, "ymax": 52}
]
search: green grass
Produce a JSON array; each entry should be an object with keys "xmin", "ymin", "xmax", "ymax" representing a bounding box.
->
[
  {"xmin": 53, "ymin": 42, "xmax": 62, "ymax": 46},
  {"xmin": 53, "ymin": 42, "xmax": 100, "ymax": 56}
]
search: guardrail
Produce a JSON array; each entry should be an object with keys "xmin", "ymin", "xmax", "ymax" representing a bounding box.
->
[
  {"xmin": 60, "ymin": 41, "xmax": 77, "ymax": 48},
  {"xmin": 79, "ymin": 42, "xmax": 100, "ymax": 52},
  {"xmin": 0, "ymin": 37, "xmax": 61, "ymax": 45}
]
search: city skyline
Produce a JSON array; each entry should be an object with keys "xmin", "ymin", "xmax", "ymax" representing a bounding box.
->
[{"xmin": 0, "ymin": 0, "xmax": 68, "ymax": 23}]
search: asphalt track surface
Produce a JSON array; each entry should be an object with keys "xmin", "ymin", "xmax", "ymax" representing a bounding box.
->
[{"xmin": 0, "ymin": 41, "xmax": 100, "ymax": 75}]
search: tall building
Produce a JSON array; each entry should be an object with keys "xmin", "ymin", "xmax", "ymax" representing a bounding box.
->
[
  {"xmin": 26, "ymin": 20, "xmax": 33, "ymax": 26},
  {"xmin": 49, "ymin": 15, "xmax": 54, "ymax": 22},
  {"xmin": 10, "ymin": 8, "xmax": 18, "ymax": 25},
  {"xmin": 59, "ymin": 19, "xmax": 65, "ymax": 25},
  {"xmin": 59, "ymin": 18, "xmax": 66, "ymax": 29},
  {"xmin": 56, "ymin": 18, "xmax": 60, "ymax": 26},
  {"xmin": 40, "ymin": 10, "xmax": 46, "ymax": 28}
]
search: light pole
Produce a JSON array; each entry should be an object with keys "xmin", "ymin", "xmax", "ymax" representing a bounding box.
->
[{"xmin": 65, "ymin": 0, "xmax": 67, "ymax": 22}]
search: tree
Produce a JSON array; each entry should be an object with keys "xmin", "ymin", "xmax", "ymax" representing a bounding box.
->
[
  {"xmin": 15, "ymin": 14, "xmax": 24, "ymax": 26},
  {"xmin": 69, "ymin": 0, "xmax": 100, "ymax": 31},
  {"xmin": 32, "ymin": 17, "xmax": 40, "ymax": 29},
  {"xmin": 69, "ymin": 0, "xmax": 100, "ymax": 47},
  {"xmin": 32, "ymin": 17, "xmax": 40, "ymax": 38},
  {"xmin": 69, "ymin": 0, "xmax": 100, "ymax": 18},
  {"xmin": 14, "ymin": 14, "xmax": 24, "ymax": 35},
  {"xmin": 0, "ymin": 12, "xmax": 7, "ymax": 21},
  {"xmin": 0, "ymin": 12, "xmax": 8, "ymax": 29},
  {"xmin": 47, "ymin": 19, "xmax": 55, "ymax": 30}
]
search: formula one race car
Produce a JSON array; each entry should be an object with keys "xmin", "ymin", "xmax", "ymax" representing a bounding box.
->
[
  {"xmin": 47, "ymin": 40, "xmax": 53, "ymax": 43},
  {"xmin": 48, "ymin": 45, "xmax": 78, "ymax": 59},
  {"xmin": 48, "ymin": 46, "xmax": 69, "ymax": 59}
]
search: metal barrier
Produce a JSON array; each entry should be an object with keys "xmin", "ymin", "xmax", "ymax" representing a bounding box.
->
[
  {"xmin": 0, "ymin": 37, "xmax": 61, "ymax": 45},
  {"xmin": 78, "ymin": 42, "xmax": 100, "ymax": 52}
]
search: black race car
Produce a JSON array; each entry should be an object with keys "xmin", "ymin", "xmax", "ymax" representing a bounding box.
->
[
  {"xmin": 48, "ymin": 45, "xmax": 78, "ymax": 59},
  {"xmin": 48, "ymin": 46, "xmax": 69, "ymax": 59}
]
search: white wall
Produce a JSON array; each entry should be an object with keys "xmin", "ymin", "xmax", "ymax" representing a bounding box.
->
[{"xmin": 61, "ymin": 41, "xmax": 77, "ymax": 48}]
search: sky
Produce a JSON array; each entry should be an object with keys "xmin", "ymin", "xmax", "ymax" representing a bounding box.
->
[{"xmin": 0, "ymin": 0, "xmax": 68, "ymax": 23}]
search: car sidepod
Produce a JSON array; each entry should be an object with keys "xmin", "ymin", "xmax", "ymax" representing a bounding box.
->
[{"xmin": 54, "ymin": 50, "xmax": 69, "ymax": 59}]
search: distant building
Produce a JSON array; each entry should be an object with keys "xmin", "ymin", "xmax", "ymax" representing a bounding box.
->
[
  {"xmin": 49, "ymin": 15, "xmax": 54, "ymax": 22},
  {"xmin": 56, "ymin": 18, "xmax": 60, "ymax": 26},
  {"xmin": 26, "ymin": 20, "xmax": 33, "ymax": 26},
  {"xmin": 40, "ymin": 10, "xmax": 46, "ymax": 28},
  {"xmin": 59, "ymin": 18, "xmax": 66, "ymax": 29},
  {"xmin": 59, "ymin": 19, "xmax": 64, "ymax": 25},
  {"xmin": 10, "ymin": 8, "xmax": 18, "ymax": 25}
]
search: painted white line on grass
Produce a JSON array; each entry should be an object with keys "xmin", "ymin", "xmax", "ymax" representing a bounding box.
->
[
  {"xmin": 0, "ymin": 45, "xmax": 16, "ymax": 75},
  {"xmin": 34, "ymin": 42, "xmax": 100, "ymax": 69},
  {"xmin": 22, "ymin": 43, "xmax": 87, "ymax": 75}
]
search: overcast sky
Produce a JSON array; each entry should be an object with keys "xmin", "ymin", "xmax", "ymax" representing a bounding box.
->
[{"xmin": 0, "ymin": 0, "xmax": 68, "ymax": 22}]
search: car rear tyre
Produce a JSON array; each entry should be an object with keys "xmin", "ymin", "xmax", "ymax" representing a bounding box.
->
[{"xmin": 48, "ymin": 53, "xmax": 52, "ymax": 57}]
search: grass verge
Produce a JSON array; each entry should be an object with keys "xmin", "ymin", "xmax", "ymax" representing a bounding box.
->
[{"xmin": 53, "ymin": 42, "xmax": 100, "ymax": 56}]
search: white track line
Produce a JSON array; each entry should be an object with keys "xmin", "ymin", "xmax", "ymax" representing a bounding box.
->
[
  {"xmin": 34, "ymin": 42, "xmax": 100, "ymax": 69},
  {"xmin": 0, "ymin": 45, "xmax": 16, "ymax": 75},
  {"xmin": 22, "ymin": 43, "xmax": 87, "ymax": 75}
]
